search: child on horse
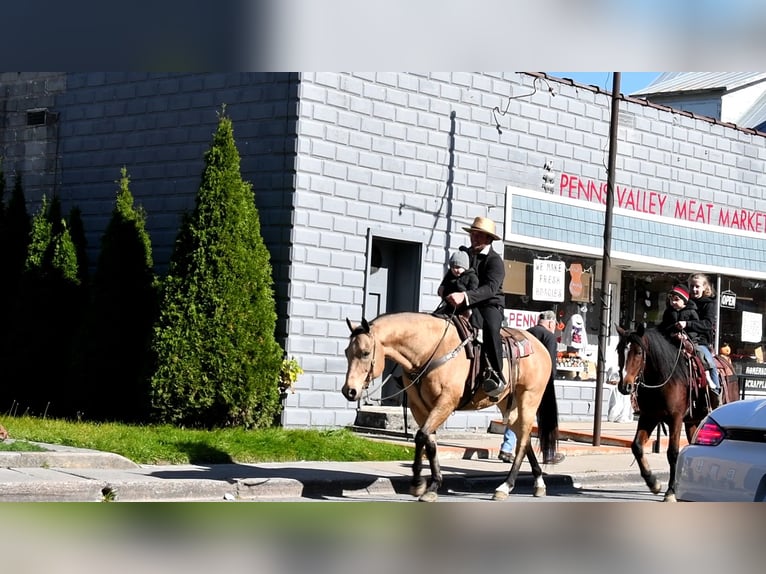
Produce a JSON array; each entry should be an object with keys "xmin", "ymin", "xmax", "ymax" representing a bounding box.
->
[
  {"xmin": 659, "ymin": 283, "xmax": 718, "ymax": 393},
  {"xmin": 686, "ymin": 274, "xmax": 721, "ymax": 395},
  {"xmin": 437, "ymin": 249, "xmax": 479, "ymax": 319},
  {"xmin": 659, "ymin": 284, "xmax": 699, "ymax": 343}
]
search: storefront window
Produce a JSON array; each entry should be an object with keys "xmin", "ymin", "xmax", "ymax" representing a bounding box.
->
[
  {"xmin": 502, "ymin": 246, "xmax": 599, "ymax": 380},
  {"xmin": 621, "ymin": 272, "xmax": 766, "ymax": 371}
]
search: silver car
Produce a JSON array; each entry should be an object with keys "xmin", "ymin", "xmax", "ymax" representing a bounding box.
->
[{"xmin": 675, "ymin": 398, "xmax": 766, "ymax": 502}]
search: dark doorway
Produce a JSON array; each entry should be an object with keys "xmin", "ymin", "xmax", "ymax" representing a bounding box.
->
[{"xmin": 364, "ymin": 235, "xmax": 422, "ymax": 405}]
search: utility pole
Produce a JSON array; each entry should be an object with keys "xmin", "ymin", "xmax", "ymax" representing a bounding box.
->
[{"xmin": 593, "ymin": 73, "xmax": 621, "ymax": 446}]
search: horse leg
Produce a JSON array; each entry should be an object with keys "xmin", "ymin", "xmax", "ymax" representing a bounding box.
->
[
  {"xmin": 493, "ymin": 388, "xmax": 546, "ymax": 500},
  {"xmin": 632, "ymin": 416, "xmax": 663, "ymax": 495},
  {"xmin": 407, "ymin": 402, "xmax": 430, "ymax": 499},
  {"xmin": 409, "ymin": 428, "xmax": 429, "ymax": 499},
  {"xmin": 662, "ymin": 415, "xmax": 684, "ymax": 503},
  {"xmin": 412, "ymin": 402, "xmax": 452, "ymax": 503}
]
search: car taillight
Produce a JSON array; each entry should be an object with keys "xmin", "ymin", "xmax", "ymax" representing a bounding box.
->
[{"xmin": 692, "ymin": 418, "xmax": 725, "ymax": 446}]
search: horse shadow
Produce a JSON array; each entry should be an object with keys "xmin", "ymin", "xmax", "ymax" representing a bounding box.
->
[{"xmin": 147, "ymin": 453, "xmax": 580, "ymax": 499}]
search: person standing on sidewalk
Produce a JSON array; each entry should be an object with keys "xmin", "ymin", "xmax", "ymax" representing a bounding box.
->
[{"xmin": 499, "ymin": 310, "xmax": 565, "ymax": 465}]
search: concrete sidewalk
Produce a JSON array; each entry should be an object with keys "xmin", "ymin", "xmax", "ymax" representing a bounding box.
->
[{"xmin": 0, "ymin": 421, "xmax": 681, "ymax": 502}]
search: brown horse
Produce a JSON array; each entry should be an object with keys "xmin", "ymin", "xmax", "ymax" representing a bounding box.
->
[
  {"xmin": 342, "ymin": 312, "xmax": 558, "ymax": 502},
  {"xmin": 616, "ymin": 325, "xmax": 718, "ymax": 502}
]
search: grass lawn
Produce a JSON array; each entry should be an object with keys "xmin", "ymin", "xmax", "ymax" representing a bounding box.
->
[{"xmin": 0, "ymin": 416, "xmax": 414, "ymax": 465}]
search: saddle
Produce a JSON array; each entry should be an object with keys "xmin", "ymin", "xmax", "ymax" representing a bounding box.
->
[
  {"xmin": 443, "ymin": 314, "xmax": 535, "ymax": 403},
  {"xmin": 714, "ymin": 354, "xmax": 740, "ymax": 404},
  {"xmin": 678, "ymin": 338, "xmax": 719, "ymax": 414}
]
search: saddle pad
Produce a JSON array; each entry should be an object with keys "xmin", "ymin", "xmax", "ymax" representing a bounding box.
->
[{"xmin": 500, "ymin": 327, "xmax": 534, "ymax": 361}]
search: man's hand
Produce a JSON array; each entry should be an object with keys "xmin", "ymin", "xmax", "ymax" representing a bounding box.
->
[{"xmin": 446, "ymin": 292, "xmax": 466, "ymax": 307}]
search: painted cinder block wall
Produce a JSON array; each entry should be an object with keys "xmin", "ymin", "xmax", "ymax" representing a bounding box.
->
[{"xmin": 285, "ymin": 72, "xmax": 766, "ymax": 429}]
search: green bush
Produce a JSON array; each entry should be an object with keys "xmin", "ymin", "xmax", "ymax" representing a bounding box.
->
[
  {"xmin": 150, "ymin": 110, "xmax": 282, "ymax": 429},
  {"xmin": 80, "ymin": 168, "xmax": 158, "ymax": 422},
  {"xmin": 9, "ymin": 194, "xmax": 83, "ymax": 417}
]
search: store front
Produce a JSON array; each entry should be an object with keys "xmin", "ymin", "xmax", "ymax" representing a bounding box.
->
[
  {"xmin": 501, "ymin": 245, "xmax": 603, "ymax": 382},
  {"xmin": 502, "ymin": 185, "xmax": 766, "ymax": 404},
  {"xmin": 621, "ymin": 271, "xmax": 766, "ymax": 394}
]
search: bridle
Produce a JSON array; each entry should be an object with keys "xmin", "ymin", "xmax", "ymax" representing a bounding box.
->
[
  {"xmin": 623, "ymin": 333, "xmax": 683, "ymax": 391},
  {"xmin": 354, "ymin": 317, "xmax": 469, "ymax": 403}
]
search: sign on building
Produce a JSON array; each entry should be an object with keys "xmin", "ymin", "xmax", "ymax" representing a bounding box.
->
[
  {"xmin": 720, "ymin": 290, "xmax": 736, "ymax": 309},
  {"xmin": 533, "ymin": 259, "xmax": 565, "ymax": 302},
  {"xmin": 741, "ymin": 311, "xmax": 763, "ymax": 343}
]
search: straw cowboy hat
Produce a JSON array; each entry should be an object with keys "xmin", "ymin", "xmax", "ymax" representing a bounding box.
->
[{"xmin": 462, "ymin": 216, "xmax": 501, "ymax": 241}]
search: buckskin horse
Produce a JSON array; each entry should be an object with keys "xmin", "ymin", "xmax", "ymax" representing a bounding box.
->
[
  {"xmin": 342, "ymin": 312, "xmax": 558, "ymax": 502},
  {"xmin": 616, "ymin": 325, "xmax": 718, "ymax": 502}
]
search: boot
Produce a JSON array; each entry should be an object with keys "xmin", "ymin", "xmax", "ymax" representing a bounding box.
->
[{"xmin": 482, "ymin": 368, "xmax": 506, "ymax": 398}]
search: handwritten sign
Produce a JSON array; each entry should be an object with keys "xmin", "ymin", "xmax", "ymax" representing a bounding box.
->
[
  {"xmin": 741, "ymin": 311, "xmax": 763, "ymax": 343},
  {"xmin": 533, "ymin": 259, "xmax": 565, "ymax": 302}
]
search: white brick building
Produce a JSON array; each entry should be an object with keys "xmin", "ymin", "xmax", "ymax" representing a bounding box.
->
[{"xmin": 3, "ymin": 72, "xmax": 766, "ymax": 429}]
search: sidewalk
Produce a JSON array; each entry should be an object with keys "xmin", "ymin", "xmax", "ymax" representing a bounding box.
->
[{"xmin": 0, "ymin": 421, "xmax": 682, "ymax": 502}]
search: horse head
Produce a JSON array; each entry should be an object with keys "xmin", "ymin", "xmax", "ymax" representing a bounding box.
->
[
  {"xmin": 616, "ymin": 324, "xmax": 646, "ymax": 396},
  {"xmin": 342, "ymin": 317, "xmax": 383, "ymax": 401}
]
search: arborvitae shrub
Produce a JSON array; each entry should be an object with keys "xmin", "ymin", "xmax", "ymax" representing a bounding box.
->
[
  {"xmin": 12, "ymin": 194, "xmax": 82, "ymax": 417},
  {"xmin": 150, "ymin": 110, "xmax": 282, "ymax": 429},
  {"xmin": 0, "ymin": 175, "xmax": 31, "ymax": 414},
  {"xmin": 68, "ymin": 205, "xmax": 90, "ymax": 288},
  {"xmin": 81, "ymin": 167, "xmax": 158, "ymax": 422}
]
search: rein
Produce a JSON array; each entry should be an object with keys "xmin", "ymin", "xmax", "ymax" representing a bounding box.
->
[
  {"xmin": 632, "ymin": 334, "xmax": 684, "ymax": 390},
  {"xmin": 360, "ymin": 314, "xmax": 468, "ymax": 404}
]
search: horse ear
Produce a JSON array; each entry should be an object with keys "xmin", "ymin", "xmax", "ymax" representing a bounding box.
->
[
  {"xmin": 346, "ymin": 318, "xmax": 356, "ymax": 333},
  {"xmin": 636, "ymin": 323, "xmax": 645, "ymax": 336},
  {"xmin": 361, "ymin": 318, "xmax": 371, "ymax": 333},
  {"xmin": 616, "ymin": 324, "xmax": 626, "ymax": 336}
]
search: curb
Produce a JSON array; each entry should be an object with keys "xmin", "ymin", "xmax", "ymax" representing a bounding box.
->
[
  {"xmin": 0, "ymin": 442, "xmax": 139, "ymax": 470},
  {"xmin": 0, "ymin": 468, "xmax": 668, "ymax": 502}
]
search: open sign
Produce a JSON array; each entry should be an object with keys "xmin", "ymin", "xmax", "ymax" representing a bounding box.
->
[{"xmin": 720, "ymin": 290, "xmax": 736, "ymax": 309}]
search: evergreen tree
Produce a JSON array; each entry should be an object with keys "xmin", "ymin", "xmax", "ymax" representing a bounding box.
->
[
  {"xmin": 12, "ymin": 194, "xmax": 82, "ymax": 417},
  {"xmin": 68, "ymin": 206, "xmax": 90, "ymax": 288},
  {"xmin": 2, "ymin": 174, "xmax": 31, "ymax": 294},
  {"xmin": 0, "ymin": 174, "xmax": 32, "ymax": 415},
  {"xmin": 83, "ymin": 167, "xmax": 158, "ymax": 422},
  {"xmin": 150, "ymin": 110, "xmax": 282, "ymax": 428}
]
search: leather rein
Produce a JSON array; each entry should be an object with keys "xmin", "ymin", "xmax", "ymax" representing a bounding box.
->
[{"xmin": 360, "ymin": 318, "xmax": 471, "ymax": 400}]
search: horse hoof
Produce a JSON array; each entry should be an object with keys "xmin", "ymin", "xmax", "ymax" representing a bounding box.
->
[
  {"xmin": 418, "ymin": 491, "xmax": 438, "ymax": 503},
  {"xmin": 410, "ymin": 483, "xmax": 426, "ymax": 498},
  {"xmin": 648, "ymin": 478, "xmax": 662, "ymax": 495},
  {"xmin": 663, "ymin": 493, "xmax": 677, "ymax": 503},
  {"xmin": 493, "ymin": 490, "xmax": 508, "ymax": 501},
  {"xmin": 533, "ymin": 486, "xmax": 547, "ymax": 498}
]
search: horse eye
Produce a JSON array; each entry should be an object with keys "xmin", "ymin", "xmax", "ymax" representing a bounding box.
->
[{"xmin": 361, "ymin": 350, "xmax": 371, "ymax": 358}]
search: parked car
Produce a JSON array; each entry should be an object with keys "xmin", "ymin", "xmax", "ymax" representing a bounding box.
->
[{"xmin": 675, "ymin": 398, "xmax": 766, "ymax": 502}]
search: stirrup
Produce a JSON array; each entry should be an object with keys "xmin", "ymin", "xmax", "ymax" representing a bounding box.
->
[{"xmin": 482, "ymin": 369, "xmax": 505, "ymax": 398}]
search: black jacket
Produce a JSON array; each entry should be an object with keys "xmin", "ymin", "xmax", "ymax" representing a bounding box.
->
[
  {"xmin": 464, "ymin": 246, "xmax": 505, "ymax": 309},
  {"xmin": 439, "ymin": 268, "xmax": 479, "ymax": 298},
  {"xmin": 659, "ymin": 299, "xmax": 700, "ymax": 341},
  {"xmin": 687, "ymin": 296, "xmax": 716, "ymax": 346},
  {"xmin": 527, "ymin": 324, "xmax": 558, "ymax": 379}
]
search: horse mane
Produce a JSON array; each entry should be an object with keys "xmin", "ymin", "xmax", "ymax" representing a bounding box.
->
[
  {"xmin": 348, "ymin": 312, "xmax": 441, "ymax": 338},
  {"xmin": 641, "ymin": 327, "xmax": 688, "ymax": 382}
]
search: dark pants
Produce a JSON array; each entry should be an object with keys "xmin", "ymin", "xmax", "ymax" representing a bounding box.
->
[{"xmin": 471, "ymin": 304, "xmax": 505, "ymax": 385}]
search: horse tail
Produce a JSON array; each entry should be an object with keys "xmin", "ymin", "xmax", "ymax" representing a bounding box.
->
[{"xmin": 537, "ymin": 375, "xmax": 560, "ymax": 463}]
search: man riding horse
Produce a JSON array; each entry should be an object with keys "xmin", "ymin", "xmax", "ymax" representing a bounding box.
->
[{"xmin": 444, "ymin": 216, "xmax": 507, "ymax": 398}]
